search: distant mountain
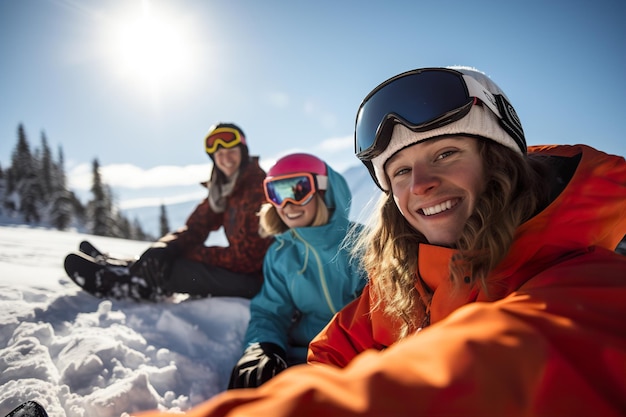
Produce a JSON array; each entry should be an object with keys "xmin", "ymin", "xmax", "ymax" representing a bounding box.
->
[
  {"xmin": 340, "ymin": 164, "xmax": 381, "ymax": 224},
  {"xmin": 120, "ymin": 163, "xmax": 381, "ymax": 238}
]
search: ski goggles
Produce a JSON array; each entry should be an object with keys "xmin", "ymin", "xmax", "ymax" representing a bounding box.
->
[
  {"xmin": 205, "ymin": 127, "xmax": 244, "ymax": 154},
  {"xmin": 354, "ymin": 68, "xmax": 504, "ymax": 161},
  {"xmin": 264, "ymin": 172, "xmax": 328, "ymax": 208}
]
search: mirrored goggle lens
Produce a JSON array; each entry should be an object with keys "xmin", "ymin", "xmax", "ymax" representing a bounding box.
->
[
  {"xmin": 264, "ymin": 174, "xmax": 316, "ymax": 207},
  {"xmin": 355, "ymin": 69, "xmax": 471, "ymax": 159},
  {"xmin": 206, "ymin": 128, "xmax": 242, "ymax": 154}
]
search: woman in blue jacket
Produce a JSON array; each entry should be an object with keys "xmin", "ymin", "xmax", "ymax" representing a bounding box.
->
[{"xmin": 228, "ymin": 153, "xmax": 367, "ymax": 389}]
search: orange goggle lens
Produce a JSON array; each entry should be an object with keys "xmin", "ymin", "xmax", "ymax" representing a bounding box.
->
[{"xmin": 205, "ymin": 127, "xmax": 243, "ymax": 154}]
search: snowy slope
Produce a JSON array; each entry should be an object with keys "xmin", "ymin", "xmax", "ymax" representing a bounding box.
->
[
  {"xmin": 0, "ymin": 226, "xmax": 253, "ymax": 417},
  {"xmin": 0, "ymin": 163, "xmax": 381, "ymax": 417}
]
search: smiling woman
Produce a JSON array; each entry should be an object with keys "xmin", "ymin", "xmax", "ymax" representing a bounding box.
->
[{"xmin": 102, "ymin": 1, "xmax": 199, "ymax": 95}]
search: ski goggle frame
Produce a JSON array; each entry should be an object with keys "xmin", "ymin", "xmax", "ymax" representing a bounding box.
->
[
  {"xmin": 263, "ymin": 172, "xmax": 328, "ymax": 208},
  {"xmin": 354, "ymin": 67, "xmax": 523, "ymax": 162},
  {"xmin": 205, "ymin": 127, "xmax": 244, "ymax": 154}
]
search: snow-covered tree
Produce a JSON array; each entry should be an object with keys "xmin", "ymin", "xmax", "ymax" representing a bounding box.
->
[
  {"xmin": 11, "ymin": 124, "xmax": 42, "ymax": 223},
  {"xmin": 1, "ymin": 123, "xmax": 153, "ymax": 240}
]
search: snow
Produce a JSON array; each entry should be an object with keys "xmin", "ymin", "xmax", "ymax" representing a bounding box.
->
[{"xmin": 0, "ymin": 225, "xmax": 252, "ymax": 417}]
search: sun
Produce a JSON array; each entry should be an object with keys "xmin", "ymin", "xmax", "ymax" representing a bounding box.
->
[{"xmin": 103, "ymin": 1, "xmax": 198, "ymax": 96}]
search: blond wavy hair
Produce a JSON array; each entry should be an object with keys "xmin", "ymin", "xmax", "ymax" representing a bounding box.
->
[
  {"xmin": 258, "ymin": 194, "xmax": 330, "ymax": 238},
  {"xmin": 354, "ymin": 140, "xmax": 551, "ymax": 338}
]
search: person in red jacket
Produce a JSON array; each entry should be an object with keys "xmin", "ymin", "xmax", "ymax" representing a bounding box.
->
[
  {"xmin": 135, "ymin": 68, "xmax": 626, "ymax": 416},
  {"xmin": 146, "ymin": 122, "xmax": 273, "ymax": 299},
  {"xmin": 71, "ymin": 122, "xmax": 273, "ymax": 301}
]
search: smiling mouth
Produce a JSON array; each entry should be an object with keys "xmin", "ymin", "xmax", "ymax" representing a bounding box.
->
[
  {"xmin": 286, "ymin": 212, "xmax": 303, "ymax": 219},
  {"xmin": 420, "ymin": 199, "xmax": 459, "ymax": 216}
]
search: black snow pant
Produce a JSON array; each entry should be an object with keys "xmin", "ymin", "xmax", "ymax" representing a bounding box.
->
[{"xmin": 162, "ymin": 258, "xmax": 263, "ymax": 299}]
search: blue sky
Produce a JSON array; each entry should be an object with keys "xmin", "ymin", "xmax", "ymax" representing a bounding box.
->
[{"xmin": 1, "ymin": 0, "xmax": 624, "ymax": 209}]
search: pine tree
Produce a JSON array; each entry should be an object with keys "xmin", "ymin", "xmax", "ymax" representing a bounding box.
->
[
  {"xmin": 115, "ymin": 213, "xmax": 132, "ymax": 239},
  {"xmin": 12, "ymin": 124, "xmax": 42, "ymax": 223},
  {"xmin": 49, "ymin": 144, "xmax": 73, "ymax": 230},
  {"xmin": 10, "ymin": 124, "xmax": 33, "ymax": 181},
  {"xmin": 39, "ymin": 131, "xmax": 53, "ymax": 200},
  {"xmin": 2, "ymin": 123, "xmax": 154, "ymax": 238},
  {"xmin": 89, "ymin": 158, "xmax": 109, "ymax": 236},
  {"xmin": 132, "ymin": 217, "xmax": 150, "ymax": 241},
  {"xmin": 3, "ymin": 167, "xmax": 16, "ymax": 211},
  {"xmin": 159, "ymin": 203, "xmax": 170, "ymax": 237},
  {"xmin": 50, "ymin": 190, "xmax": 74, "ymax": 230},
  {"xmin": 0, "ymin": 163, "xmax": 4, "ymax": 216},
  {"xmin": 56, "ymin": 146, "xmax": 66, "ymax": 191}
]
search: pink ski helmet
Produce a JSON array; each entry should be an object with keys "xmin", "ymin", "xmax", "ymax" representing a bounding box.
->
[
  {"xmin": 264, "ymin": 153, "xmax": 328, "ymax": 207},
  {"xmin": 267, "ymin": 153, "xmax": 327, "ymax": 177}
]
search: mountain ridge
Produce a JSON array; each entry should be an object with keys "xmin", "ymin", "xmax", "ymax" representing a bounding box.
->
[{"xmin": 120, "ymin": 163, "xmax": 380, "ymax": 238}]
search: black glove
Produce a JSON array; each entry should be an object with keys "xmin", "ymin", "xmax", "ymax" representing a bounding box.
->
[
  {"xmin": 228, "ymin": 342, "xmax": 288, "ymax": 389},
  {"xmin": 129, "ymin": 241, "xmax": 180, "ymax": 289}
]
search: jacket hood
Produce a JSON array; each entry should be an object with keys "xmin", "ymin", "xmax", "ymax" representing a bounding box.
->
[
  {"xmin": 321, "ymin": 163, "xmax": 352, "ymax": 226},
  {"xmin": 496, "ymin": 144, "xmax": 625, "ymax": 277},
  {"xmin": 275, "ymin": 163, "xmax": 353, "ymax": 246}
]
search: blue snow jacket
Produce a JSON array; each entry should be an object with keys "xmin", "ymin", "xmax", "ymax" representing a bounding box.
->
[{"xmin": 243, "ymin": 164, "xmax": 367, "ymax": 363}]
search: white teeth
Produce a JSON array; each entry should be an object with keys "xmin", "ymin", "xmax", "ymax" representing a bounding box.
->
[{"xmin": 422, "ymin": 199, "xmax": 455, "ymax": 216}]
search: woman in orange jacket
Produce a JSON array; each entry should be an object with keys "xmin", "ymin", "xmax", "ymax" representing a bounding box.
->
[{"xmin": 136, "ymin": 67, "xmax": 626, "ymax": 416}]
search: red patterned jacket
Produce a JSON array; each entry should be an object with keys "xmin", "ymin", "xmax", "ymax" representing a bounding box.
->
[{"xmin": 165, "ymin": 157, "xmax": 272, "ymax": 275}]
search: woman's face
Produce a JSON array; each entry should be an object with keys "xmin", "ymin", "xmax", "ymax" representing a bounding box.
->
[
  {"xmin": 213, "ymin": 146, "xmax": 242, "ymax": 177},
  {"xmin": 276, "ymin": 195, "xmax": 319, "ymax": 229},
  {"xmin": 385, "ymin": 136, "xmax": 486, "ymax": 247}
]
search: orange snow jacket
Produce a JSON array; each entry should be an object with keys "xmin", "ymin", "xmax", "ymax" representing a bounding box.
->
[
  {"xmin": 136, "ymin": 145, "xmax": 626, "ymax": 417},
  {"xmin": 309, "ymin": 145, "xmax": 626, "ymax": 365}
]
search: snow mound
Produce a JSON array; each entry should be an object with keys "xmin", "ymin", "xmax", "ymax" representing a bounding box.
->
[{"xmin": 0, "ymin": 226, "xmax": 251, "ymax": 417}]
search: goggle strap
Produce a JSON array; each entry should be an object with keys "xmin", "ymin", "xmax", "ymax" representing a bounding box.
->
[
  {"xmin": 464, "ymin": 74, "xmax": 525, "ymax": 152},
  {"xmin": 495, "ymin": 94, "xmax": 526, "ymax": 152},
  {"xmin": 462, "ymin": 75, "xmax": 502, "ymax": 120},
  {"xmin": 316, "ymin": 175, "xmax": 328, "ymax": 191}
]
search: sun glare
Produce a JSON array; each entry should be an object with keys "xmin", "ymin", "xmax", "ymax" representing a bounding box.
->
[{"xmin": 104, "ymin": 1, "xmax": 198, "ymax": 97}]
